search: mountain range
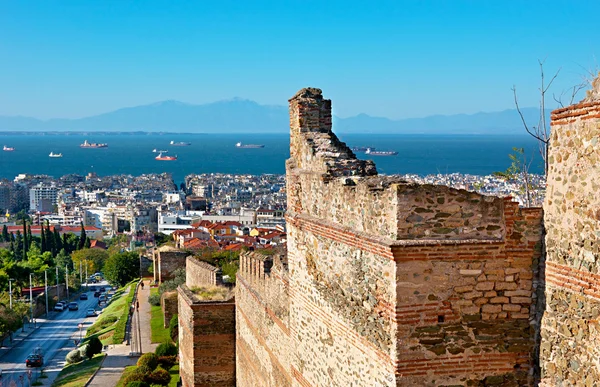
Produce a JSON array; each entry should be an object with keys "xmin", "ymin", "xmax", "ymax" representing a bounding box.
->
[{"xmin": 0, "ymin": 99, "xmax": 548, "ymax": 135}]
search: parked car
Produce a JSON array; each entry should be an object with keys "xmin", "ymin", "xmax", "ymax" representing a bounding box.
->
[
  {"xmin": 99, "ymin": 294, "xmax": 107, "ymax": 302},
  {"xmin": 99, "ymin": 287, "xmax": 106, "ymax": 293},
  {"xmin": 54, "ymin": 302, "xmax": 64, "ymax": 312},
  {"xmin": 80, "ymin": 293, "xmax": 88, "ymax": 300},
  {"xmin": 94, "ymin": 291, "xmax": 100, "ymax": 298},
  {"xmin": 86, "ymin": 308, "xmax": 97, "ymax": 317},
  {"xmin": 68, "ymin": 302, "xmax": 79, "ymax": 311},
  {"xmin": 25, "ymin": 354, "xmax": 43, "ymax": 367}
]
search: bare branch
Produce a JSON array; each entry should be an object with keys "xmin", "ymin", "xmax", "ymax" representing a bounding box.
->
[{"xmin": 512, "ymin": 86, "xmax": 545, "ymax": 143}]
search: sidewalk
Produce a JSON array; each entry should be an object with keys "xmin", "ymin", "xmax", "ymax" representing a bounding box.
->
[
  {"xmin": 87, "ymin": 279, "xmax": 158, "ymax": 386},
  {"xmin": 0, "ymin": 323, "xmax": 40, "ymax": 360}
]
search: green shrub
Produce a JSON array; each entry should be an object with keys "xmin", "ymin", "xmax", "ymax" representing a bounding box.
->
[
  {"xmin": 168, "ymin": 314, "xmax": 178, "ymax": 342},
  {"xmin": 148, "ymin": 293, "xmax": 161, "ymax": 307},
  {"xmin": 125, "ymin": 381, "xmax": 149, "ymax": 387},
  {"xmin": 65, "ymin": 349, "xmax": 83, "ymax": 364},
  {"xmin": 86, "ymin": 336, "xmax": 103, "ymax": 359},
  {"xmin": 137, "ymin": 352, "xmax": 159, "ymax": 371},
  {"xmin": 122, "ymin": 369, "xmax": 147, "ymax": 386},
  {"xmin": 148, "ymin": 367, "xmax": 171, "ymax": 386},
  {"xmin": 78, "ymin": 344, "xmax": 88, "ymax": 357},
  {"xmin": 157, "ymin": 355, "xmax": 176, "ymax": 371},
  {"xmin": 155, "ymin": 342, "xmax": 177, "ymax": 357}
]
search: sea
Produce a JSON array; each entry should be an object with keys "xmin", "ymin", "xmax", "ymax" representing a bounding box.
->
[{"xmin": 0, "ymin": 133, "xmax": 542, "ymax": 185}]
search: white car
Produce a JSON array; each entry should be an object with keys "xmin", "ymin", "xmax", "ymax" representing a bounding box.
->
[
  {"xmin": 86, "ymin": 308, "xmax": 97, "ymax": 317},
  {"xmin": 54, "ymin": 303, "xmax": 64, "ymax": 312}
]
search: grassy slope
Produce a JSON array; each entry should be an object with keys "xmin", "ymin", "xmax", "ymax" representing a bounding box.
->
[
  {"xmin": 150, "ymin": 287, "xmax": 171, "ymax": 344},
  {"xmin": 84, "ymin": 280, "xmax": 137, "ymax": 346},
  {"xmin": 51, "ymin": 353, "xmax": 106, "ymax": 387}
]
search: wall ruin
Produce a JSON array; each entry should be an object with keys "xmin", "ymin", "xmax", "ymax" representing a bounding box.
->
[{"xmin": 540, "ymin": 95, "xmax": 600, "ymax": 386}]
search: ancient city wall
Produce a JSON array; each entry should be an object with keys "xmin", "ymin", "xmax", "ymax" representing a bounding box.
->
[
  {"xmin": 161, "ymin": 291, "xmax": 178, "ymax": 328},
  {"xmin": 178, "ymin": 285, "xmax": 236, "ymax": 387},
  {"xmin": 540, "ymin": 90, "xmax": 600, "ymax": 385},
  {"xmin": 186, "ymin": 256, "xmax": 225, "ymax": 287},
  {"xmin": 155, "ymin": 247, "xmax": 187, "ymax": 283},
  {"xmin": 281, "ymin": 88, "xmax": 544, "ymax": 387},
  {"xmin": 236, "ymin": 251, "xmax": 290, "ymax": 387}
]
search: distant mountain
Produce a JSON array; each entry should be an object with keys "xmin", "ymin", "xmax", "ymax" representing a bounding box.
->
[{"xmin": 0, "ymin": 99, "xmax": 548, "ymax": 134}]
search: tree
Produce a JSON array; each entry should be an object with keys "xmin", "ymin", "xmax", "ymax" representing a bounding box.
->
[
  {"xmin": 86, "ymin": 336, "xmax": 103, "ymax": 359},
  {"xmin": 2, "ymin": 225, "xmax": 8, "ymax": 242},
  {"xmin": 41, "ymin": 224, "xmax": 47, "ymax": 253},
  {"xmin": 26, "ymin": 224, "xmax": 32, "ymax": 249},
  {"xmin": 22, "ymin": 222, "xmax": 28, "ymax": 260},
  {"xmin": 103, "ymin": 251, "xmax": 139, "ymax": 286},
  {"xmin": 53, "ymin": 229, "xmax": 63, "ymax": 252},
  {"xmin": 494, "ymin": 147, "xmax": 534, "ymax": 207},
  {"xmin": 78, "ymin": 223, "xmax": 87, "ymax": 250},
  {"xmin": 54, "ymin": 249, "xmax": 73, "ymax": 272},
  {"xmin": 84, "ymin": 237, "xmax": 91, "ymax": 249},
  {"xmin": 71, "ymin": 249, "xmax": 108, "ymax": 275},
  {"xmin": 14, "ymin": 231, "xmax": 23, "ymax": 261}
]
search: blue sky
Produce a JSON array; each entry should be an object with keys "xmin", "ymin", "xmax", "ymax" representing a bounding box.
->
[{"xmin": 0, "ymin": 1, "xmax": 598, "ymax": 119}]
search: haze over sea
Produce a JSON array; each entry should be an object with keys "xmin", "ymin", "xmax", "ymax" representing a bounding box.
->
[{"xmin": 0, "ymin": 133, "xmax": 542, "ymax": 185}]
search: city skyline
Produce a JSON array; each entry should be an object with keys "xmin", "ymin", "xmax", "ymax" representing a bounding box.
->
[{"xmin": 1, "ymin": 1, "xmax": 598, "ymax": 120}]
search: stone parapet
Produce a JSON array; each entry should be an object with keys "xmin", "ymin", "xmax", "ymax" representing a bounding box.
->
[{"xmin": 186, "ymin": 256, "xmax": 225, "ymax": 288}]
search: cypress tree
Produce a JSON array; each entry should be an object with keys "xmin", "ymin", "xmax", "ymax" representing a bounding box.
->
[
  {"xmin": 2, "ymin": 225, "xmax": 8, "ymax": 242},
  {"xmin": 41, "ymin": 223, "xmax": 47, "ymax": 253},
  {"xmin": 9, "ymin": 240, "xmax": 14, "ymax": 252},
  {"xmin": 22, "ymin": 221, "xmax": 28, "ymax": 256},
  {"xmin": 62, "ymin": 233, "xmax": 69, "ymax": 254},
  {"xmin": 46, "ymin": 226, "xmax": 55, "ymax": 256},
  {"xmin": 54, "ymin": 228, "xmax": 62, "ymax": 252},
  {"xmin": 78, "ymin": 223, "xmax": 86, "ymax": 250},
  {"xmin": 10, "ymin": 231, "xmax": 15, "ymax": 242},
  {"xmin": 84, "ymin": 237, "xmax": 91, "ymax": 249},
  {"xmin": 15, "ymin": 230, "xmax": 23, "ymax": 260},
  {"xmin": 27, "ymin": 224, "xmax": 32, "ymax": 249}
]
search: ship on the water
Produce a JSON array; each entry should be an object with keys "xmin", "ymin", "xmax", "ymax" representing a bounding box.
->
[
  {"xmin": 170, "ymin": 141, "xmax": 191, "ymax": 146},
  {"xmin": 351, "ymin": 146, "xmax": 372, "ymax": 152},
  {"xmin": 80, "ymin": 140, "xmax": 108, "ymax": 148},
  {"xmin": 3, "ymin": 145, "xmax": 15, "ymax": 152},
  {"xmin": 49, "ymin": 152, "xmax": 63, "ymax": 158},
  {"xmin": 155, "ymin": 152, "xmax": 177, "ymax": 161},
  {"xmin": 365, "ymin": 148, "xmax": 398, "ymax": 156},
  {"xmin": 236, "ymin": 142, "xmax": 265, "ymax": 149}
]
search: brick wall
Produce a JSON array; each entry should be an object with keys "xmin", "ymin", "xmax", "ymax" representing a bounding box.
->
[
  {"xmin": 161, "ymin": 291, "xmax": 178, "ymax": 328},
  {"xmin": 186, "ymin": 257, "xmax": 225, "ymax": 288},
  {"xmin": 280, "ymin": 88, "xmax": 543, "ymax": 387},
  {"xmin": 236, "ymin": 251, "xmax": 290, "ymax": 387},
  {"xmin": 178, "ymin": 285, "xmax": 235, "ymax": 387},
  {"xmin": 539, "ymin": 97, "xmax": 600, "ymax": 386},
  {"xmin": 155, "ymin": 247, "xmax": 187, "ymax": 283}
]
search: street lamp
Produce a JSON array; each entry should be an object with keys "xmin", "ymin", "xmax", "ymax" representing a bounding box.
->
[
  {"xmin": 65, "ymin": 265, "xmax": 69, "ymax": 299},
  {"xmin": 8, "ymin": 278, "xmax": 14, "ymax": 309},
  {"xmin": 29, "ymin": 273, "xmax": 33, "ymax": 328},
  {"xmin": 44, "ymin": 270, "xmax": 49, "ymax": 316},
  {"xmin": 78, "ymin": 323, "xmax": 83, "ymax": 343}
]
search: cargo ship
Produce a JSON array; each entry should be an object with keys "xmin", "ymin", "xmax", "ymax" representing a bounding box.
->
[
  {"xmin": 80, "ymin": 140, "xmax": 108, "ymax": 148},
  {"xmin": 155, "ymin": 152, "xmax": 177, "ymax": 161},
  {"xmin": 351, "ymin": 146, "xmax": 372, "ymax": 152},
  {"xmin": 365, "ymin": 148, "xmax": 398, "ymax": 156},
  {"xmin": 236, "ymin": 142, "xmax": 265, "ymax": 149},
  {"xmin": 49, "ymin": 152, "xmax": 63, "ymax": 158},
  {"xmin": 170, "ymin": 141, "xmax": 191, "ymax": 146},
  {"xmin": 3, "ymin": 145, "xmax": 15, "ymax": 152}
]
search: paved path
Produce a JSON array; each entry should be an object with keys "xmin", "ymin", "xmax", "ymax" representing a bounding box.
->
[{"xmin": 87, "ymin": 279, "xmax": 158, "ymax": 386}]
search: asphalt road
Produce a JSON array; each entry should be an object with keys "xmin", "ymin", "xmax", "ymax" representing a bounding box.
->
[{"xmin": 0, "ymin": 280, "xmax": 111, "ymax": 387}]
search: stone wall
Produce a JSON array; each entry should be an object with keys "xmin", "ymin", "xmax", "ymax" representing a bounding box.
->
[
  {"xmin": 178, "ymin": 285, "xmax": 236, "ymax": 387},
  {"xmin": 161, "ymin": 291, "xmax": 178, "ymax": 328},
  {"xmin": 280, "ymin": 88, "xmax": 544, "ymax": 387},
  {"xmin": 154, "ymin": 247, "xmax": 187, "ymax": 283},
  {"xmin": 540, "ymin": 97, "xmax": 600, "ymax": 386},
  {"xmin": 236, "ymin": 251, "xmax": 290, "ymax": 387},
  {"xmin": 186, "ymin": 257, "xmax": 225, "ymax": 288}
]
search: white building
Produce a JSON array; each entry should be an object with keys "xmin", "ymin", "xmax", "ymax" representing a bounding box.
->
[{"xmin": 30, "ymin": 184, "xmax": 58, "ymax": 212}]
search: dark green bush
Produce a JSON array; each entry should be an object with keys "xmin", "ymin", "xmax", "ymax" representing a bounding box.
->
[
  {"xmin": 157, "ymin": 355, "xmax": 176, "ymax": 370},
  {"xmin": 137, "ymin": 352, "xmax": 159, "ymax": 371},
  {"xmin": 148, "ymin": 367, "xmax": 171, "ymax": 386},
  {"xmin": 86, "ymin": 336, "xmax": 103, "ymax": 359},
  {"xmin": 155, "ymin": 342, "xmax": 177, "ymax": 357},
  {"xmin": 168, "ymin": 314, "xmax": 178, "ymax": 342},
  {"xmin": 148, "ymin": 293, "xmax": 161, "ymax": 307},
  {"xmin": 125, "ymin": 381, "xmax": 149, "ymax": 387},
  {"xmin": 122, "ymin": 369, "xmax": 146, "ymax": 386}
]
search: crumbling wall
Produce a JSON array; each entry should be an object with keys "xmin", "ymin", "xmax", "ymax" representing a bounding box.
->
[
  {"xmin": 186, "ymin": 257, "xmax": 225, "ymax": 288},
  {"xmin": 178, "ymin": 285, "xmax": 235, "ymax": 387},
  {"xmin": 161, "ymin": 291, "xmax": 178, "ymax": 328},
  {"xmin": 281, "ymin": 88, "xmax": 544, "ymax": 387},
  {"xmin": 155, "ymin": 248, "xmax": 187, "ymax": 283},
  {"xmin": 236, "ymin": 251, "xmax": 290, "ymax": 387},
  {"xmin": 540, "ymin": 97, "xmax": 600, "ymax": 386}
]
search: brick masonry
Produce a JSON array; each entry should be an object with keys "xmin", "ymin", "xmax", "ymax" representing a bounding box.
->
[
  {"xmin": 178, "ymin": 285, "xmax": 236, "ymax": 387},
  {"xmin": 234, "ymin": 88, "xmax": 544, "ymax": 387},
  {"xmin": 161, "ymin": 291, "xmax": 178, "ymax": 328},
  {"xmin": 154, "ymin": 246, "xmax": 187, "ymax": 283},
  {"xmin": 540, "ymin": 96, "xmax": 600, "ymax": 386}
]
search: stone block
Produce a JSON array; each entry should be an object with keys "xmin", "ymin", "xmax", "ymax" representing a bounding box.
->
[
  {"xmin": 502, "ymin": 304, "xmax": 521, "ymax": 312},
  {"xmin": 490, "ymin": 296, "xmax": 509, "ymax": 304},
  {"xmin": 495, "ymin": 282, "xmax": 518, "ymax": 291},
  {"xmin": 511, "ymin": 296, "xmax": 532, "ymax": 304},
  {"xmin": 460, "ymin": 269, "xmax": 482, "ymax": 276},
  {"xmin": 475, "ymin": 281, "xmax": 495, "ymax": 291},
  {"xmin": 454, "ymin": 285, "xmax": 474, "ymax": 293},
  {"xmin": 482, "ymin": 304, "xmax": 502, "ymax": 313}
]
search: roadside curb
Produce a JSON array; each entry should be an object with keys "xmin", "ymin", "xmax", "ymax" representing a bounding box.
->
[{"xmin": 83, "ymin": 353, "xmax": 108, "ymax": 387}]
